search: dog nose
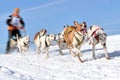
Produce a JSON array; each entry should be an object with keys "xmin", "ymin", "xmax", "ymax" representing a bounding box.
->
[{"xmin": 103, "ymin": 43, "xmax": 106, "ymax": 46}]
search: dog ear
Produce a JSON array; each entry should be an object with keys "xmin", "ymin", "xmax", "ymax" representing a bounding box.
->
[
  {"xmin": 45, "ymin": 29, "xmax": 47, "ymax": 33},
  {"xmin": 47, "ymin": 34, "xmax": 50, "ymax": 36},
  {"xmin": 58, "ymin": 33, "xmax": 61, "ymax": 35},
  {"xmin": 66, "ymin": 25, "xmax": 69, "ymax": 27},
  {"xmin": 104, "ymin": 33, "xmax": 107, "ymax": 36},
  {"xmin": 101, "ymin": 28, "xmax": 103, "ymax": 31},
  {"xmin": 90, "ymin": 26, "xmax": 93, "ymax": 30}
]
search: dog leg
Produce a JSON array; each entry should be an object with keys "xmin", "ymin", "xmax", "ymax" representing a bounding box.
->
[
  {"xmin": 103, "ymin": 44, "xmax": 110, "ymax": 59},
  {"xmin": 69, "ymin": 47, "xmax": 84, "ymax": 62},
  {"xmin": 19, "ymin": 46, "xmax": 23, "ymax": 54},
  {"xmin": 58, "ymin": 43, "xmax": 64, "ymax": 55},
  {"xmin": 59, "ymin": 49, "xmax": 64, "ymax": 55},
  {"xmin": 36, "ymin": 46, "xmax": 40, "ymax": 54},
  {"xmin": 92, "ymin": 44, "xmax": 96, "ymax": 59},
  {"xmin": 77, "ymin": 45, "xmax": 82, "ymax": 57},
  {"xmin": 75, "ymin": 47, "xmax": 82, "ymax": 57},
  {"xmin": 78, "ymin": 51, "xmax": 84, "ymax": 63},
  {"xmin": 22, "ymin": 47, "xmax": 28, "ymax": 53},
  {"xmin": 74, "ymin": 46, "xmax": 84, "ymax": 62},
  {"xmin": 46, "ymin": 48, "xmax": 49, "ymax": 59},
  {"xmin": 18, "ymin": 46, "xmax": 21, "ymax": 53},
  {"xmin": 69, "ymin": 47, "xmax": 77, "ymax": 57}
]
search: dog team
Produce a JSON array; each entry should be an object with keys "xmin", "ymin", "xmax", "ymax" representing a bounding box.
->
[{"xmin": 5, "ymin": 8, "xmax": 110, "ymax": 62}]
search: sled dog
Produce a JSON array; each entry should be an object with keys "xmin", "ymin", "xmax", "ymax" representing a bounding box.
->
[
  {"xmin": 63, "ymin": 21, "xmax": 87, "ymax": 62},
  {"xmin": 17, "ymin": 35, "xmax": 30, "ymax": 54},
  {"xmin": 87, "ymin": 25, "xmax": 110, "ymax": 59},
  {"xmin": 34, "ymin": 34, "xmax": 56, "ymax": 58}
]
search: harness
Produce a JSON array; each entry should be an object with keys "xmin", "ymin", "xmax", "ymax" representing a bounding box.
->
[
  {"xmin": 45, "ymin": 36, "xmax": 50, "ymax": 47},
  {"xmin": 91, "ymin": 28, "xmax": 102, "ymax": 42},
  {"xmin": 74, "ymin": 30, "xmax": 84, "ymax": 45},
  {"xmin": 23, "ymin": 42, "xmax": 28, "ymax": 47},
  {"xmin": 39, "ymin": 33, "xmax": 43, "ymax": 39}
]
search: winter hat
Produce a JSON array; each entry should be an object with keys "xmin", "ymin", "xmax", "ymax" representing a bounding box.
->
[{"xmin": 14, "ymin": 8, "xmax": 20, "ymax": 12}]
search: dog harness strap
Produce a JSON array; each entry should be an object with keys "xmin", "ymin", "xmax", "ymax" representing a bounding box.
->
[
  {"xmin": 91, "ymin": 28, "xmax": 102, "ymax": 42},
  {"xmin": 74, "ymin": 34, "xmax": 84, "ymax": 45},
  {"xmin": 39, "ymin": 33, "xmax": 42, "ymax": 38},
  {"xmin": 75, "ymin": 30, "xmax": 83, "ymax": 36},
  {"xmin": 92, "ymin": 28, "xmax": 101, "ymax": 36},
  {"xmin": 45, "ymin": 36, "xmax": 49, "ymax": 47},
  {"xmin": 23, "ymin": 42, "xmax": 27, "ymax": 47},
  {"xmin": 74, "ymin": 30, "xmax": 84, "ymax": 45}
]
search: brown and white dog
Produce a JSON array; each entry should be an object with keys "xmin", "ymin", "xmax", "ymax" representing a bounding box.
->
[
  {"xmin": 33, "ymin": 29, "xmax": 47, "ymax": 42},
  {"xmin": 87, "ymin": 25, "xmax": 110, "ymax": 59},
  {"xmin": 63, "ymin": 21, "xmax": 87, "ymax": 62},
  {"xmin": 17, "ymin": 35, "xmax": 30, "ymax": 54},
  {"xmin": 34, "ymin": 34, "xmax": 56, "ymax": 58}
]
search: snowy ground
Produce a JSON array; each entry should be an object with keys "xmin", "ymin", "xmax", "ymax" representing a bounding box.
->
[{"xmin": 0, "ymin": 34, "xmax": 120, "ymax": 80}]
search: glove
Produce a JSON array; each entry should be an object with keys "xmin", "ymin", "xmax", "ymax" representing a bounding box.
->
[{"xmin": 16, "ymin": 26, "xmax": 24, "ymax": 30}]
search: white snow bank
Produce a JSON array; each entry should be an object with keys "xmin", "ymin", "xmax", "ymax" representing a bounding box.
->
[{"xmin": 0, "ymin": 34, "xmax": 120, "ymax": 80}]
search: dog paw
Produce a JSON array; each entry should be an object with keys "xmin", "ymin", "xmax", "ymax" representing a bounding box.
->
[
  {"xmin": 73, "ymin": 54, "xmax": 77, "ymax": 57},
  {"xmin": 93, "ymin": 57, "xmax": 96, "ymax": 60},
  {"xmin": 106, "ymin": 57, "xmax": 110, "ymax": 60},
  {"xmin": 46, "ymin": 56, "xmax": 50, "ymax": 59},
  {"xmin": 80, "ymin": 60, "xmax": 84, "ymax": 63}
]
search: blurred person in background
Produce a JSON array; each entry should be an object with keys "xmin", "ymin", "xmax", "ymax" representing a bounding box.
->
[{"xmin": 5, "ymin": 8, "xmax": 25, "ymax": 54}]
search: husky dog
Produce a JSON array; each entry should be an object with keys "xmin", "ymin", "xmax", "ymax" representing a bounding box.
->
[
  {"xmin": 17, "ymin": 35, "xmax": 30, "ymax": 54},
  {"xmin": 34, "ymin": 34, "xmax": 56, "ymax": 58},
  {"xmin": 87, "ymin": 25, "xmax": 110, "ymax": 59},
  {"xmin": 55, "ymin": 32, "xmax": 67, "ymax": 55}
]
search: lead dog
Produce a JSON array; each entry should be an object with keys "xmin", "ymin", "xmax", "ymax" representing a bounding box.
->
[
  {"xmin": 87, "ymin": 25, "xmax": 110, "ymax": 59},
  {"xmin": 34, "ymin": 34, "xmax": 56, "ymax": 58},
  {"xmin": 63, "ymin": 21, "xmax": 87, "ymax": 62}
]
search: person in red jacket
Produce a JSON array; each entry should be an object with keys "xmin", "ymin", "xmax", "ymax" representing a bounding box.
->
[{"xmin": 5, "ymin": 8, "xmax": 25, "ymax": 53}]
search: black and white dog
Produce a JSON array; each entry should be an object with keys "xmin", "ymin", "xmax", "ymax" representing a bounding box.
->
[
  {"xmin": 34, "ymin": 34, "xmax": 56, "ymax": 58},
  {"xmin": 9, "ymin": 35, "xmax": 30, "ymax": 54},
  {"xmin": 87, "ymin": 25, "xmax": 110, "ymax": 59},
  {"xmin": 17, "ymin": 35, "xmax": 30, "ymax": 54}
]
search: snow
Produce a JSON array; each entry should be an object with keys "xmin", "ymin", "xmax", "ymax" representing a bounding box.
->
[{"xmin": 0, "ymin": 34, "xmax": 120, "ymax": 80}]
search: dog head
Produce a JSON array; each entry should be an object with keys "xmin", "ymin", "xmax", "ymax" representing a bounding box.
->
[
  {"xmin": 39, "ymin": 29, "xmax": 47, "ymax": 36},
  {"xmin": 34, "ymin": 29, "xmax": 47, "ymax": 41},
  {"xmin": 99, "ymin": 33, "xmax": 107, "ymax": 46},
  {"xmin": 48, "ymin": 34, "xmax": 56, "ymax": 41},
  {"xmin": 22, "ymin": 35, "xmax": 30, "ymax": 46}
]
